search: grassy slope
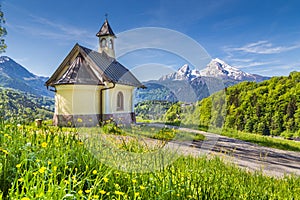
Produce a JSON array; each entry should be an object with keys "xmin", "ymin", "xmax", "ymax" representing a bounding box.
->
[{"xmin": 1, "ymin": 123, "xmax": 300, "ymax": 199}]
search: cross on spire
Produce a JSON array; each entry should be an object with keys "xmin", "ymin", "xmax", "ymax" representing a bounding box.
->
[{"xmin": 105, "ymin": 13, "xmax": 108, "ymax": 20}]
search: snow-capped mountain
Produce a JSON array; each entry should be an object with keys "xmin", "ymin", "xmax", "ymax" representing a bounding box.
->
[
  {"xmin": 159, "ymin": 64, "xmax": 200, "ymax": 81},
  {"xmin": 159, "ymin": 58, "xmax": 269, "ymax": 82},
  {"xmin": 136, "ymin": 58, "xmax": 270, "ymax": 103},
  {"xmin": 200, "ymin": 58, "xmax": 268, "ymax": 82},
  {"xmin": 0, "ymin": 56, "xmax": 52, "ymax": 97}
]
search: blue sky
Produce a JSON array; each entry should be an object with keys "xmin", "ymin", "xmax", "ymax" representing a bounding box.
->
[{"xmin": 2, "ymin": 0, "xmax": 300, "ymax": 80}]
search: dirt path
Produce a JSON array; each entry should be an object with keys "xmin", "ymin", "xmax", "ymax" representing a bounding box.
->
[{"xmin": 148, "ymin": 124, "xmax": 300, "ymax": 177}]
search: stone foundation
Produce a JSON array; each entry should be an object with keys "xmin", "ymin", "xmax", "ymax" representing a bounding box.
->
[
  {"xmin": 102, "ymin": 112, "xmax": 136, "ymax": 125},
  {"xmin": 53, "ymin": 112, "xmax": 136, "ymax": 127}
]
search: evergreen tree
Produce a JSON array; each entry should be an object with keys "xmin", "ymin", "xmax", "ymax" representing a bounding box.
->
[{"xmin": 0, "ymin": 4, "xmax": 6, "ymax": 53}]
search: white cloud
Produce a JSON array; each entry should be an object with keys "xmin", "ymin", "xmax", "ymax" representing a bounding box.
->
[
  {"xmin": 225, "ymin": 40, "xmax": 300, "ymax": 54},
  {"xmin": 30, "ymin": 16, "xmax": 90, "ymax": 40},
  {"xmin": 236, "ymin": 61, "xmax": 277, "ymax": 69},
  {"xmin": 228, "ymin": 58, "xmax": 254, "ymax": 63},
  {"xmin": 224, "ymin": 55, "xmax": 276, "ymax": 68},
  {"xmin": 253, "ymin": 65, "xmax": 299, "ymax": 76},
  {"xmin": 7, "ymin": 14, "xmax": 95, "ymax": 47}
]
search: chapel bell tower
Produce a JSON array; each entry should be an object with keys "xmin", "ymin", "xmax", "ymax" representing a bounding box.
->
[{"xmin": 96, "ymin": 17, "xmax": 116, "ymax": 58}]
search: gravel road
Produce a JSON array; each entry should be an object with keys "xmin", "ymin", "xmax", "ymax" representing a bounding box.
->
[{"xmin": 149, "ymin": 124, "xmax": 300, "ymax": 177}]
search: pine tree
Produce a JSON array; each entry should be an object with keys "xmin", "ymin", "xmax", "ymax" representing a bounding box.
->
[{"xmin": 0, "ymin": 4, "xmax": 7, "ymax": 53}]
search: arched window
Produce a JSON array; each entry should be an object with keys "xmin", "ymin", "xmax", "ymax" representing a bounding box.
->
[
  {"xmin": 108, "ymin": 39, "xmax": 113, "ymax": 49},
  {"xmin": 100, "ymin": 38, "xmax": 107, "ymax": 48},
  {"xmin": 117, "ymin": 91, "xmax": 124, "ymax": 111}
]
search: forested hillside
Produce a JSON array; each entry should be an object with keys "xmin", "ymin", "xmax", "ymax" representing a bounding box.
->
[
  {"xmin": 166, "ymin": 71, "xmax": 300, "ymax": 137},
  {"xmin": 0, "ymin": 87, "xmax": 54, "ymax": 123},
  {"xmin": 135, "ymin": 100, "xmax": 175, "ymax": 121}
]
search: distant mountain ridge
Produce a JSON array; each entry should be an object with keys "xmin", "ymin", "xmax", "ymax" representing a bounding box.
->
[
  {"xmin": 0, "ymin": 56, "xmax": 53, "ymax": 97},
  {"xmin": 135, "ymin": 58, "xmax": 270, "ymax": 103},
  {"xmin": 159, "ymin": 58, "xmax": 269, "ymax": 82},
  {"xmin": 200, "ymin": 58, "xmax": 268, "ymax": 82},
  {"xmin": 159, "ymin": 64, "xmax": 201, "ymax": 81}
]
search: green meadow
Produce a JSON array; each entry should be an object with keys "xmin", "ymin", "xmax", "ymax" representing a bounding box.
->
[{"xmin": 1, "ymin": 122, "xmax": 300, "ymax": 199}]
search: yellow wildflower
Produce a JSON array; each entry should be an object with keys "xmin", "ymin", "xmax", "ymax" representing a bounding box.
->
[
  {"xmin": 21, "ymin": 197, "xmax": 30, "ymax": 200},
  {"xmin": 139, "ymin": 185, "xmax": 146, "ymax": 190},
  {"xmin": 16, "ymin": 163, "xmax": 22, "ymax": 168},
  {"xmin": 99, "ymin": 190, "xmax": 106, "ymax": 195},
  {"xmin": 48, "ymin": 161, "xmax": 52, "ymax": 165},
  {"xmin": 37, "ymin": 192, "xmax": 44, "ymax": 197},
  {"xmin": 4, "ymin": 134, "xmax": 12, "ymax": 139},
  {"xmin": 38, "ymin": 166, "xmax": 47, "ymax": 174},
  {"xmin": 93, "ymin": 195, "xmax": 99, "ymax": 199},
  {"xmin": 85, "ymin": 189, "xmax": 91, "ymax": 194},
  {"xmin": 103, "ymin": 177, "xmax": 109, "ymax": 183},
  {"xmin": 2, "ymin": 149, "xmax": 9, "ymax": 155},
  {"xmin": 134, "ymin": 192, "xmax": 140, "ymax": 197},
  {"xmin": 92, "ymin": 170, "xmax": 97, "ymax": 175},
  {"xmin": 53, "ymin": 166, "xmax": 57, "ymax": 171},
  {"xmin": 41, "ymin": 142, "xmax": 47, "ymax": 148},
  {"xmin": 114, "ymin": 191, "xmax": 124, "ymax": 195},
  {"xmin": 78, "ymin": 190, "xmax": 83, "ymax": 195},
  {"xmin": 132, "ymin": 179, "xmax": 137, "ymax": 184},
  {"xmin": 18, "ymin": 177, "xmax": 24, "ymax": 182}
]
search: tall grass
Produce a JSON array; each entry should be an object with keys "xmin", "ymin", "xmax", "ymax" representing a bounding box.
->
[{"xmin": 0, "ymin": 122, "xmax": 300, "ymax": 199}]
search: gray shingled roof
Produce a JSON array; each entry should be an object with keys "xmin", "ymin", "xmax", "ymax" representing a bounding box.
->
[
  {"xmin": 96, "ymin": 19, "xmax": 116, "ymax": 37},
  {"xmin": 54, "ymin": 54, "xmax": 101, "ymax": 85},
  {"xmin": 80, "ymin": 45, "xmax": 144, "ymax": 87},
  {"xmin": 45, "ymin": 44, "xmax": 145, "ymax": 88}
]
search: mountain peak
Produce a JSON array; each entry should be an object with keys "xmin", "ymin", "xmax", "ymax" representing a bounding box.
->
[
  {"xmin": 200, "ymin": 58, "xmax": 256, "ymax": 81},
  {"xmin": 0, "ymin": 56, "xmax": 53, "ymax": 97},
  {"xmin": 212, "ymin": 57, "xmax": 225, "ymax": 64},
  {"xmin": 159, "ymin": 58, "xmax": 269, "ymax": 83},
  {"xmin": 159, "ymin": 64, "xmax": 199, "ymax": 81},
  {"xmin": 0, "ymin": 56, "xmax": 11, "ymax": 63},
  {"xmin": 178, "ymin": 64, "xmax": 191, "ymax": 75}
]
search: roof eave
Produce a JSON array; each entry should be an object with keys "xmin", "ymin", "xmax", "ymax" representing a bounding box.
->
[{"xmin": 45, "ymin": 43, "xmax": 81, "ymax": 86}]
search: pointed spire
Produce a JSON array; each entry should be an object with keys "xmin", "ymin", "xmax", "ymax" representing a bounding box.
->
[{"xmin": 96, "ymin": 17, "xmax": 116, "ymax": 38}]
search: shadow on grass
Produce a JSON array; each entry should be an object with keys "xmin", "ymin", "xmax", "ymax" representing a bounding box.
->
[{"xmin": 241, "ymin": 137, "xmax": 300, "ymax": 152}]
